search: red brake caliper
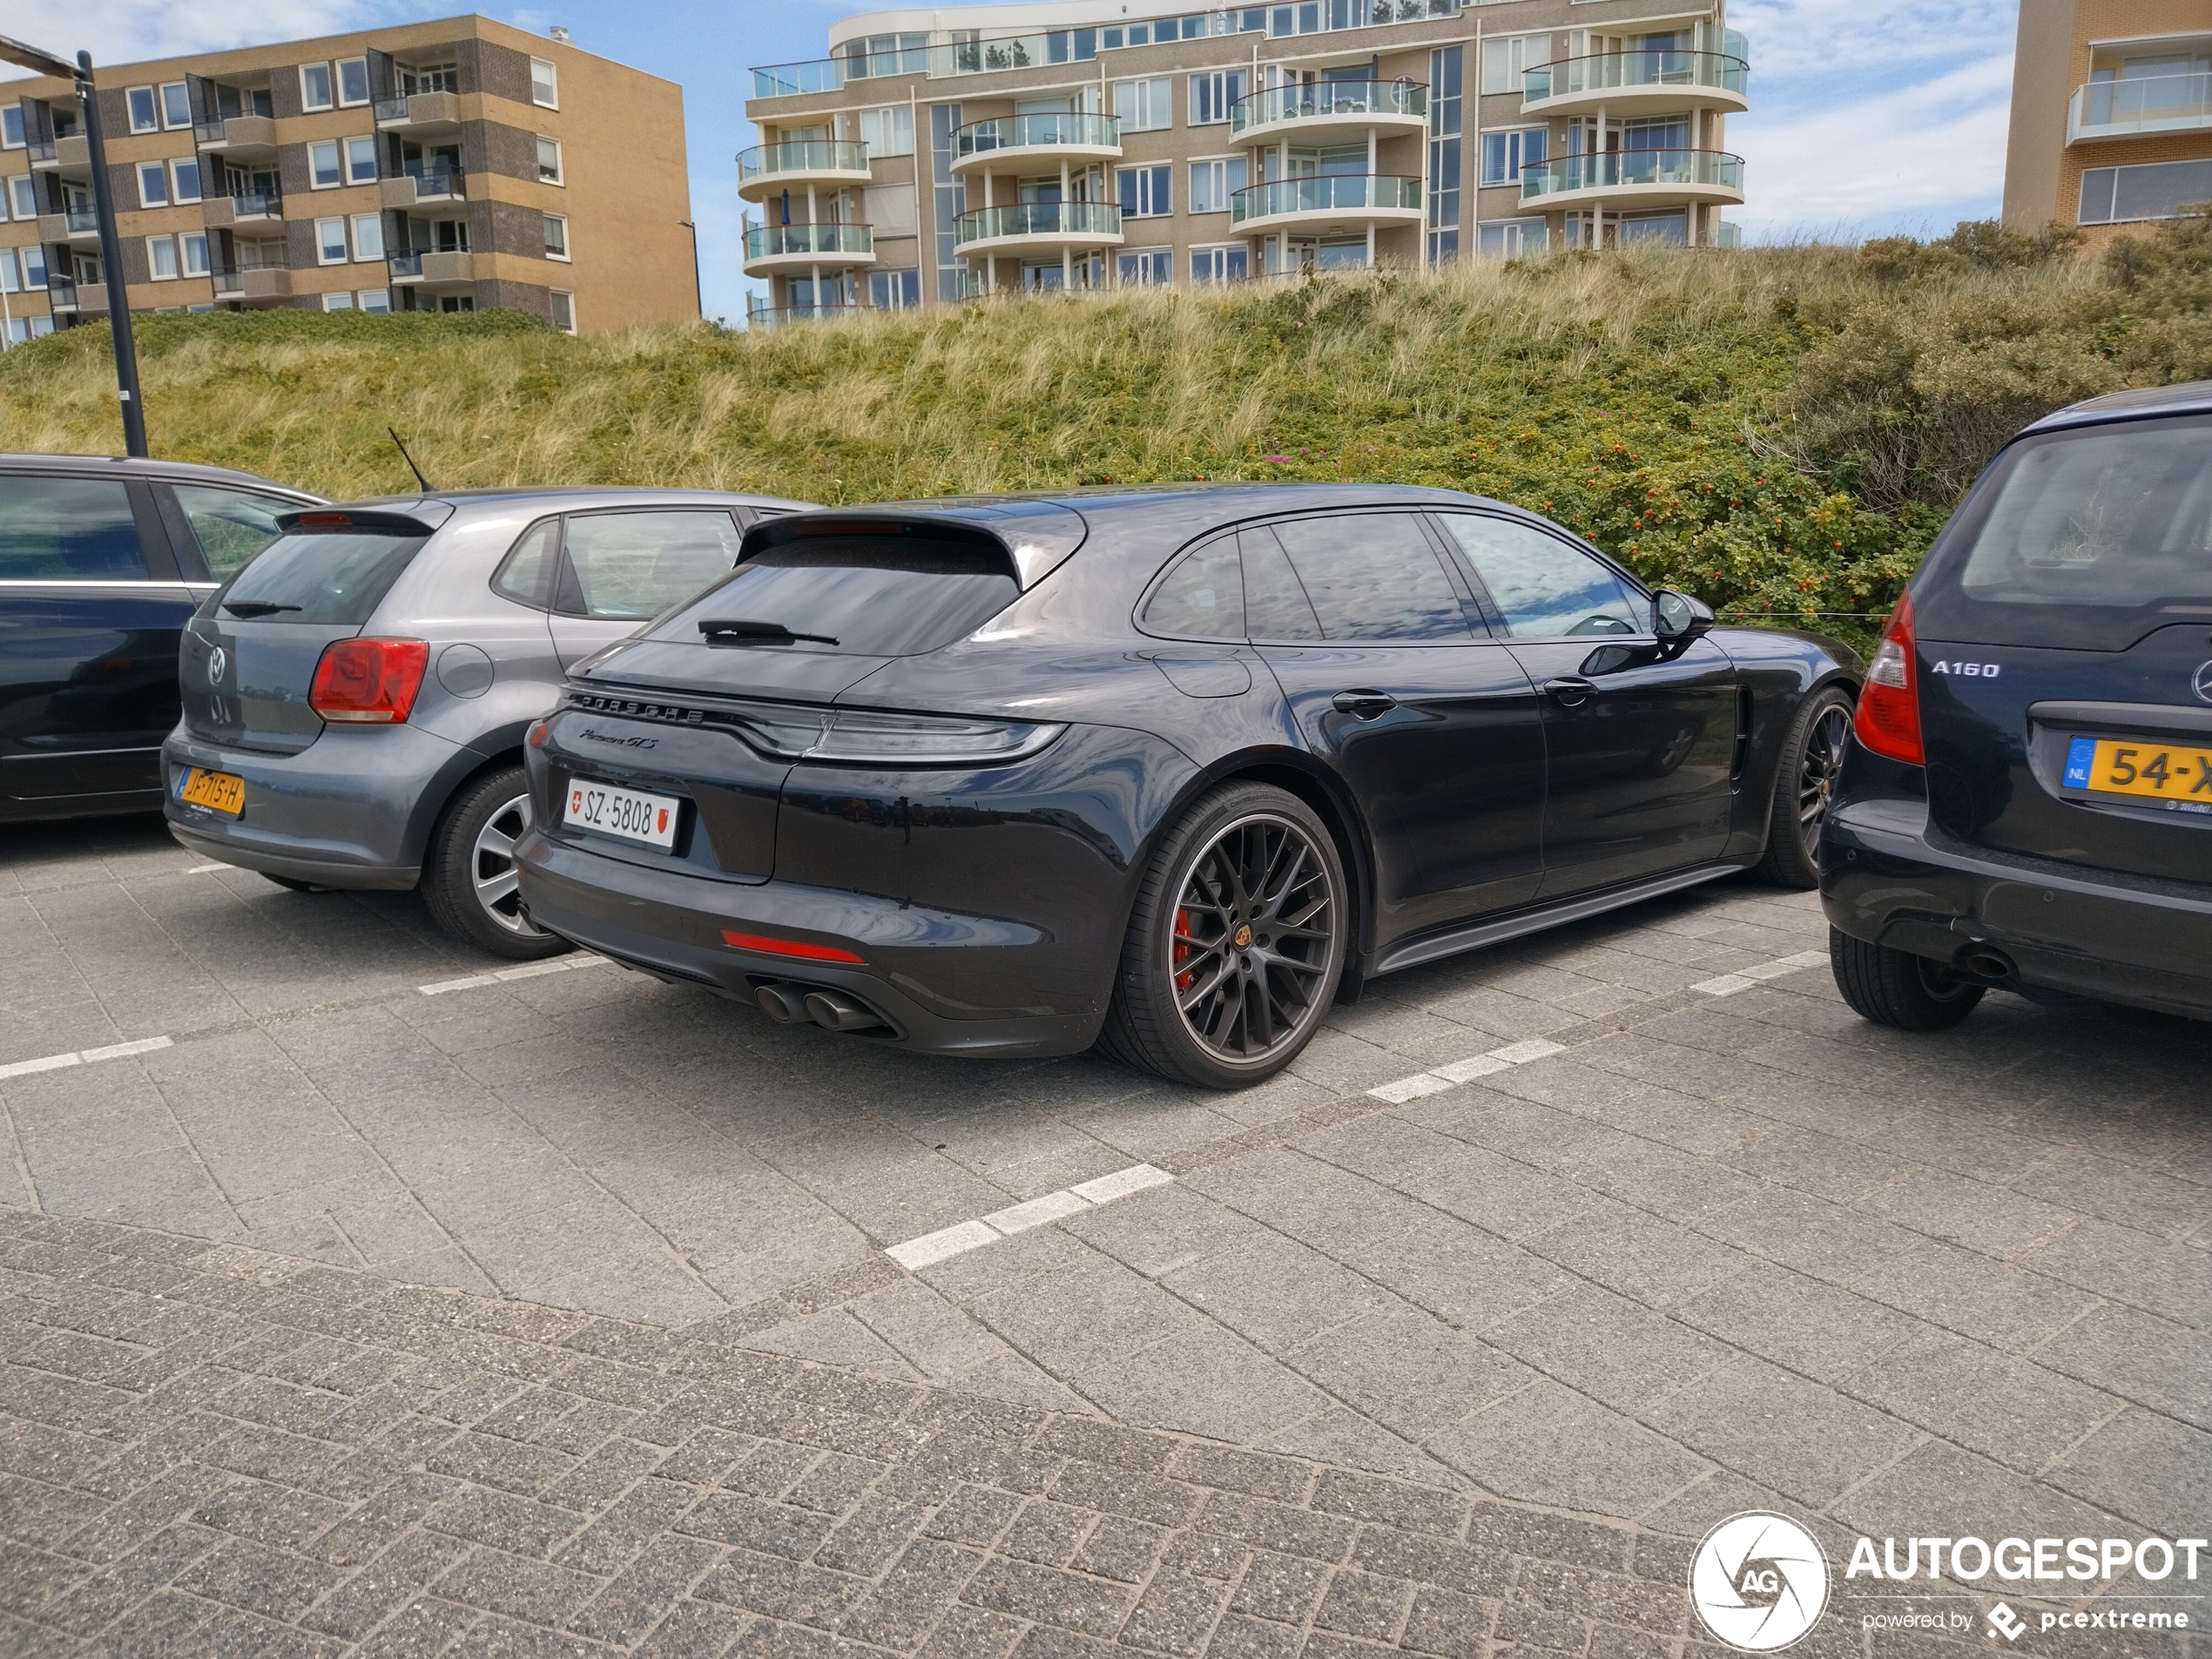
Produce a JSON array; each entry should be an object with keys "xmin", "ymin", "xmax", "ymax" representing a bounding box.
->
[{"xmin": 1173, "ymin": 907, "xmax": 1193, "ymax": 991}]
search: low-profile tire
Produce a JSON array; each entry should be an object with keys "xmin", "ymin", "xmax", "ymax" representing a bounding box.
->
[
  {"xmin": 1096, "ymin": 782, "xmax": 1348, "ymax": 1089},
  {"xmin": 421, "ymin": 765, "xmax": 574, "ymax": 961},
  {"xmin": 1828, "ymin": 927, "xmax": 1984, "ymax": 1031},
  {"xmin": 1758, "ymin": 684, "xmax": 1858, "ymax": 889}
]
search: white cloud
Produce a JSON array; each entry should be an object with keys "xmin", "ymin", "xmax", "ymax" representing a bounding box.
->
[
  {"xmin": 1732, "ymin": 50, "xmax": 2013, "ymax": 237},
  {"xmin": 1730, "ymin": 0, "xmax": 2016, "ymax": 82},
  {"xmin": 0, "ymin": 0, "xmax": 388, "ymax": 78}
]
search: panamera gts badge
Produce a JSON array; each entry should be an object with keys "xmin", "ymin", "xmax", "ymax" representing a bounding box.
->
[
  {"xmin": 207, "ymin": 646, "xmax": 227, "ymax": 684},
  {"xmin": 2194, "ymin": 661, "xmax": 2212, "ymax": 705}
]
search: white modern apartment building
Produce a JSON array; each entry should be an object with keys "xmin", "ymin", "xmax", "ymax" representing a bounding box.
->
[{"xmin": 739, "ymin": 0, "xmax": 1745, "ymax": 319}]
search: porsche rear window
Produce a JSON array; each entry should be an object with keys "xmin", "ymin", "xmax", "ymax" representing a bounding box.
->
[{"xmin": 664, "ymin": 535, "xmax": 1021, "ymax": 656}]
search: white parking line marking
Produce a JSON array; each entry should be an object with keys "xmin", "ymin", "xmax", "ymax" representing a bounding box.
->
[
  {"xmin": 1367, "ymin": 1035, "xmax": 1571, "ymax": 1103},
  {"xmin": 1692, "ymin": 948, "xmax": 1829, "ymax": 996},
  {"xmin": 185, "ymin": 863, "xmax": 231, "ymax": 874},
  {"xmin": 418, "ymin": 954, "xmax": 616, "ymax": 995},
  {"xmin": 0, "ymin": 1034, "xmax": 172, "ymax": 1082},
  {"xmin": 885, "ymin": 1163, "xmax": 1176, "ymax": 1271}
]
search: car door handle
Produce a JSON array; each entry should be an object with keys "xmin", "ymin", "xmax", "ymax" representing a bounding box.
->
[
  {"xmin": 1332, "ymin": 690, "xmax": 1398, "ymax": 718},
  {"xmin": 1544, "ymin": 678, "xmax": 1598, "ymax": 706}
]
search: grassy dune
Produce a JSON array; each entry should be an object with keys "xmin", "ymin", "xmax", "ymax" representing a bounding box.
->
[{"xmin": 3, "ymin": 218, "xmax": 2205, "ymax": 647}]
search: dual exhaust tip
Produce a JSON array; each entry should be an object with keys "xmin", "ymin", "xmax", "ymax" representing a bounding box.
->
[{"xmin": 755, "ymin": 980, "xmax": 890, "ymax": 1035}]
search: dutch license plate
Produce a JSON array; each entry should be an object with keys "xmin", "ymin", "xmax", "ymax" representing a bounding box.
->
[
  {"xmin": 2064, "ymin": 735, "xmax": 2212, "ymax": 806},
  {"xmin": 173, "ymin": 766, "xmax": 245, "ymax": 816},
  {"xmin": 563, "ymin": 779, "xmax": 680, "ymax": 849}
]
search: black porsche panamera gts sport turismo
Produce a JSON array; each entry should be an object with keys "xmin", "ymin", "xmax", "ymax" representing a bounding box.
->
[{"xmin": 515, "ymin": 486, "xmax": 1862, "ymax": 1089}]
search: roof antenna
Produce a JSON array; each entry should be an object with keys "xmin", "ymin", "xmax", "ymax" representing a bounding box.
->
[{"xmin": 388, "ymin": 427, "xmax": 433, "ymax": 494}]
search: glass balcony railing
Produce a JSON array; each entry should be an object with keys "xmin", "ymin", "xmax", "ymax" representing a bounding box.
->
[
  {"xmin": 63, "ymin": 206, "xmax": 98, "ymax": 233},
  {"xmin": 2069, "ymin": 71, "xmax": 2212, "ymax": 138},
  {"xmin": 744, "ymin": 223, "xmax": 876, "ymax": 260},
  {"xmin": 1522, "ymin": 51, "xmax": 1748, "ymax": 105},
  {"xmin": 231, "ymin": 189, "xmax": 281, "ymax": 217},
  {"xmin": 751, "ymin": 58, "xmax": 845, "ymax": 98},
  {"xmin": 388, "ymin": 252, "xmax": 424, "ymax": 278},
  {"xmin": 1230, "ymin": 80, "xmax": 1427, "ymax": 136},
  {"xmin": 1230, "ymin": 173, "xmax": 1421, "ymax": 226},
  {"xmin": 955, "ymin": 200, "xmax": 1123, "ymax": 244},
  {"xmin": 747, "ymin": 298, "xmax": 861, "ymax": 327},
  {"xmin": 954, "ymin": 112, "xmax": 1121, "ymax": 160},
  {"xmin": 738, "ymin": 141, "xmax": 872, "ymax": 185},
  {"xmin": 1519, "ymin": 148, "xmax": 1743, "ymax": 200},
  {"xmin": 404, "ymin": 166, "xmax": 464, "ymax": 197}
]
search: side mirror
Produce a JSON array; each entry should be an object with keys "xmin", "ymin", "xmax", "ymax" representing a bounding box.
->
[{"xmin": 1653, "ymin": 590, "xmax": 1714, "ymax": 657}]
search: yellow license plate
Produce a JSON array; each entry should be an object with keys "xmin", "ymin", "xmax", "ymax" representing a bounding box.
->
[
  {"xmin": 2064, "ymin": 736, "xmax": 2212, "ymax": 802},
  {"xmin": 174, "ymin": 766, "xmax": 245, "ymax": 816}
]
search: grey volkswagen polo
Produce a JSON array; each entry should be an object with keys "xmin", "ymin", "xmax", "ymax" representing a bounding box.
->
[{"xmin": 164, "ymin": 487, "xmax": 809, "ymax": 957}]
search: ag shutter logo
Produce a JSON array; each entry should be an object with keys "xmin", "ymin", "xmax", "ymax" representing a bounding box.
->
[{"xmin": 1689, "ymin": 1513, "xmax": 1832, "ymax": 1652}]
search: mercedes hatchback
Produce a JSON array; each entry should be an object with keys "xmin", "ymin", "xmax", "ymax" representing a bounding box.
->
[
  {"xmin": 1823, "ymin": 381, "xmax": 2212, "ymax": 1029},
  {"xmin": 516, "ymin": 486, "xmax": 1862, "ymax": 1087}
]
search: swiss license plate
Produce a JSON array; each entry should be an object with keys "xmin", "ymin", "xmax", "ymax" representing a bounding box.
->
[
  {"xmin": 173, "ymin": 765, "xmax": 245, "ymax": 816},
  {"xmin": 563, "ymin": 779, "xmax": 680, "ymax": 848},
  {"xmin": 2064, "ymin": 735, "xmax": 2212, "ymax": 806}
]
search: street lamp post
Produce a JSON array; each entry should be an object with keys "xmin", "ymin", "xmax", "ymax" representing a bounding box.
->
[{"xmin": 0, "ymin": 31, "xmax": 149, "ymax": 456}]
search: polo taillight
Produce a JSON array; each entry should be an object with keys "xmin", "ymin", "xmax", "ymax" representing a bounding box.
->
[
  {"xmin": 1853, "ymin": 592, "xmax": 1924, "ymax": 765},
  {"xmin": 309, "ymin": 637, "xmax": 429, "ymax": 724}
]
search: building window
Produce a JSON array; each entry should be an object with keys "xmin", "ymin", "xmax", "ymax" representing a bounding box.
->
[
  {"xmin": 930, "ymin": 101, "xmax": 963, "ymax": 303},
  {"xmin": 323, "ymin": 291, "xmax": 354, "ymax": 311},
  {"xmin": 403, "ymin": 62, "xmax": 459, "ymax": 94},
  {"xmin": 19, "ymin": 246, "xmax": 46, "ymax": 288},
  {"xmin": 1, "ymin": 105, "xmax": 22, "ymax": 148},
  {"xmin": 1189, "ymin": 155, "xmax": 1248, "ymax": 212},
  {"xmin": 182, "ymin": 231, "xmax": 209, "ymax": 276},
  {"xmin": 1479, "ymin": 34, "xmax": 1548, "ymax": 96},
  {"xmin": 1116, "ymin": 164, "xmax": 1170, "ymax": 218},
  {"xmin": 550, "ymin": 290, "xmax": 576, "ymax": 333},
  {"xmin": 869, "ymin": 267, "xmax": 921, "ymax": 308},
  {"xmin": 1118, "ymin": 246, "xmax": 1171, "ymax": 287},
  {"xmin": 172, "ymin": 158, "xmax": 203, "ymax": 203},
  {"xmin": 1430, "ymin": 44, "xmax": 1464, "ymax": 265},
  {"xmin": 1189, "ymin": 70, "xmax": 1247, "ymax": 126},
  {"xmin": 309, "ymin": 140, "xmax": 342, "ymax": 189},
  {"xmin": 0, "ymin": 250, "xmax": 15, "ymax": 293},
  {"xmin": 346, "ymin": 137, "xmax": 378, "ymax": 184},
  {"xmin": 147, "ymin": 235, "xmax": 179, "ymax": 280},
  {"xmin": 1478, "ymin": 127, "xmax": 1543, "ymax": 188},
  {"xmin": 316, "ymin": 216, "xmax": 348, "ymax": 263},
  {"xmin": 536, "ymin": 137, "xmax": 563, "ymax": 185},
  {"xmin": 530, "ymin": 57, "xmax": 559, "ymax": 108},
  {"xmin": 8, "ymin": 176, "xmax": 34, "ymax": 219},
  {"xmin": 127, "ymin": 88, "xmax": 158, "ymax": 133},
  {"xmin": 161, "ymin": 82, "xmax": 192, "ymax": 128},
  {"xmin": 1478, "ymin": 218, "xmax": 1547, "ymax": 257},
  {"xmin": 1113, "ymin": 77, "xmax": 1173, "ymax": 132},
  {"xmin": 138, "ymin": 162, "xmax": 170, "ymax": 207},
  {"xmin": 859, "ymin": 104, "xmax": 914, "ymax": 158},
  {"xmin": 2079, "ymin": 158, "xmax": 2212, "ymax": 225},
  {"xmin": 351, "ymin": 212, "xmax": 384, "ymax": 260},
  {"xmin": 359, "ymin": 287, "xmax": 390, "ymax": 313},
  {"xmin": 543, "ymin": 213, "xmax": 570, "ymax": 260},
  {"xmin": 1190, "ymin": 243, "xmax": 1249, "ymax": 284},
  {"xmin": 300, "ymin": 62, "xmax": 334, "ymax": 111},
  {"xmin": 337, "ymin": 57, "xmax": 369, "ymax": 105}
]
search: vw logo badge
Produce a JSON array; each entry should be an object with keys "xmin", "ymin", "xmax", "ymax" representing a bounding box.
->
[
  {"xmin": 1687, "ymin": 1512, "xmax": 1831, "ymax": 1652},
  {"xmin": 208, "ymin": 646, "xmax": 227, "ymax": 685},
  {"xmin": 2194, "ymin": 660, "xmax": 2212, "ymax": 705}
]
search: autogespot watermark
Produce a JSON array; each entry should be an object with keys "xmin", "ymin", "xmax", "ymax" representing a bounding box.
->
[{"xmin": 1688, "ymin": 1514, "xmax": 2207, "ymax": 1652}]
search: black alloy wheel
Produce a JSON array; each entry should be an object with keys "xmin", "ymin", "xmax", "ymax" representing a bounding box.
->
[
  {"xmin": 1099, "ymin": 782, "xmax": 1347, "ymax": 1088},
  {"xmin": 1759, "ymin": 685, "xmax": 1858, "ymax": 888}
]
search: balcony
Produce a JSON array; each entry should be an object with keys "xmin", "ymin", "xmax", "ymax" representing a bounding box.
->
[
  {"xmin": 1231, "ymin": 81, "xmax": 1428, "ymax": 143},
  {"xmin": 743, "ymin": 222, "xmax": 877, "ymax": 274},
  {"xmin": 952, "ymin": 112, "xmax": 1122, "ymax": 173},
  {"xmin": 375, "ymin": 91, "xmax": 462, "ymax": 132},
  {"xmin": 192, "ymin": 115, "xmax": 278, "ymax": 157},
  {"xmin": 212, "ymin": 264, "xmax": 291, "ymax": 301},
  {"xmin": 2068, "ymin": 71, "xmax": 2212, "ymax": 144},
  {"xmin": 47, "ymin": 275, "xmax": 104, "ymax": 314},
  {"xmin": 1522, "ymin": 51, "xmax": 1749, "ymax": 118},
  {"xmin": 1231, "ymin": 173, "xmax": 1422, "ymax": 233},
  {"xmin": 1519, "ymin": 148, "xmax": 1744, "ymax": 209},
  {"xmin": 738, "ymin": 140, "xmax": 873, "ymax": 203},
  {"xmin": 388, "ymin": 250, "xmax": 475, "ymax": 285},
  {"xmin": 203, "ymin": 190, "xmax": 283, "ymax": 227},
  {"xmin": 29, "ymin": 132, "xmax": 89, "ymax": 176},
  {"xmin": 746, "ymin": 300, "xmax": 863, "ymax": 327},
  {"xmin": 955, "ymin": 199, "xmax": 1123, "ymax": 255},
  {"xmin": 380, "ymin": 168, "xmax": 466, "ymax": 208},
  {"xmin": 37, "ymin": 206, "xmax": 100, "ymax": 246}
]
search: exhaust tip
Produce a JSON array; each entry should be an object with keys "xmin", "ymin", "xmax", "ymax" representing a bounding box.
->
[
  {"xmin": 803, "ymin": 988, "xmax": 887, "ymax": 1033},
  {"xmin": 755, "ymin": 981, "xmax": 810, "ymax": 1023},
  {"xmin": 1956, "ymin": 946, "xmax": 2016, "ymax": 981}
]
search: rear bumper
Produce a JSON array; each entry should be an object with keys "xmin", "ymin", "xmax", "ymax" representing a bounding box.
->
[{"xmin": 1819, "ymin": 796, "xmax": 2212, "ymax": 1021}]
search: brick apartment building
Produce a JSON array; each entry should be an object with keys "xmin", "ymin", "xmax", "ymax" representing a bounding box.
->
[
  {"xmin": 0, "ymin": 14, "xmax": 695, "ymax": 341},
  {"xmin": 738, "ymin": 0, "xmax": 1747, "ymax": 320},
  {"xmin": 2002, "ymin": 0, "xmax": 2211, "ymax": 239}
]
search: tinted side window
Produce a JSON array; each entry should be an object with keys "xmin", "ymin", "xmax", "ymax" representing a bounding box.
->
[
  {"xmin": 210, "ymin": 529, "xmax": 428, "ymax": 624},
  {"xmin": 1243, "ymin": 530, "xmax": 1323, "ymax": 640},
  {"xmin": 1437, "ymin": 514, "xmax": 1645, "ymax": 638},
  {"xmin": 1268, "ymin": 513, "xmax": 1471, "ymax": 641},
  {"xmin": 493, "ymin": 519, "xmax": 558, "ymax": 609},
  {"xmin": 1143, "ymin": 536, "xmax": 1244, "ymax": 639},
  {"xmin": 561, "ymin": 510, "xmax": 744, "ymax": 621},
  {"xmin": 172, "ymin": 484, "xmax": 293, "ymax": 579},
  {"xmin": 0, "ymin": 475, "xmax": 147, "ymax": 579}
]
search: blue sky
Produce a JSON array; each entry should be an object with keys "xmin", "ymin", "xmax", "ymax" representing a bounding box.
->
[{"xmin": 4, "ymin": 0, "xmax": 2021, "ymax": 323}]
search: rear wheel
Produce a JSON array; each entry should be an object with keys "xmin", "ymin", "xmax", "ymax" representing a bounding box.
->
[
  {"xmin": 1097, "ymin": 783, "xmax": 1347, "ymax": 1089},
  {"xmin": 1829, "ymin": 927, "xmax": 1984, "ymax": 1031},
  {"xmin": 1758, "ymin": 685, "xmax": 1857, "ymax": 889},
  {"xmin": 421, "ymin": 765, "xmax": 573, "ymax": 961}
]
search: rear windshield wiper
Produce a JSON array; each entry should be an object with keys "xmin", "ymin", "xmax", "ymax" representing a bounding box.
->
[
  {"xmin": 699, "ymin": 618, "xmax": 840, "ymax": 647},
  {"xmin": 221, "ymin": 600, "xmax": 302, "ymax": 617}
]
